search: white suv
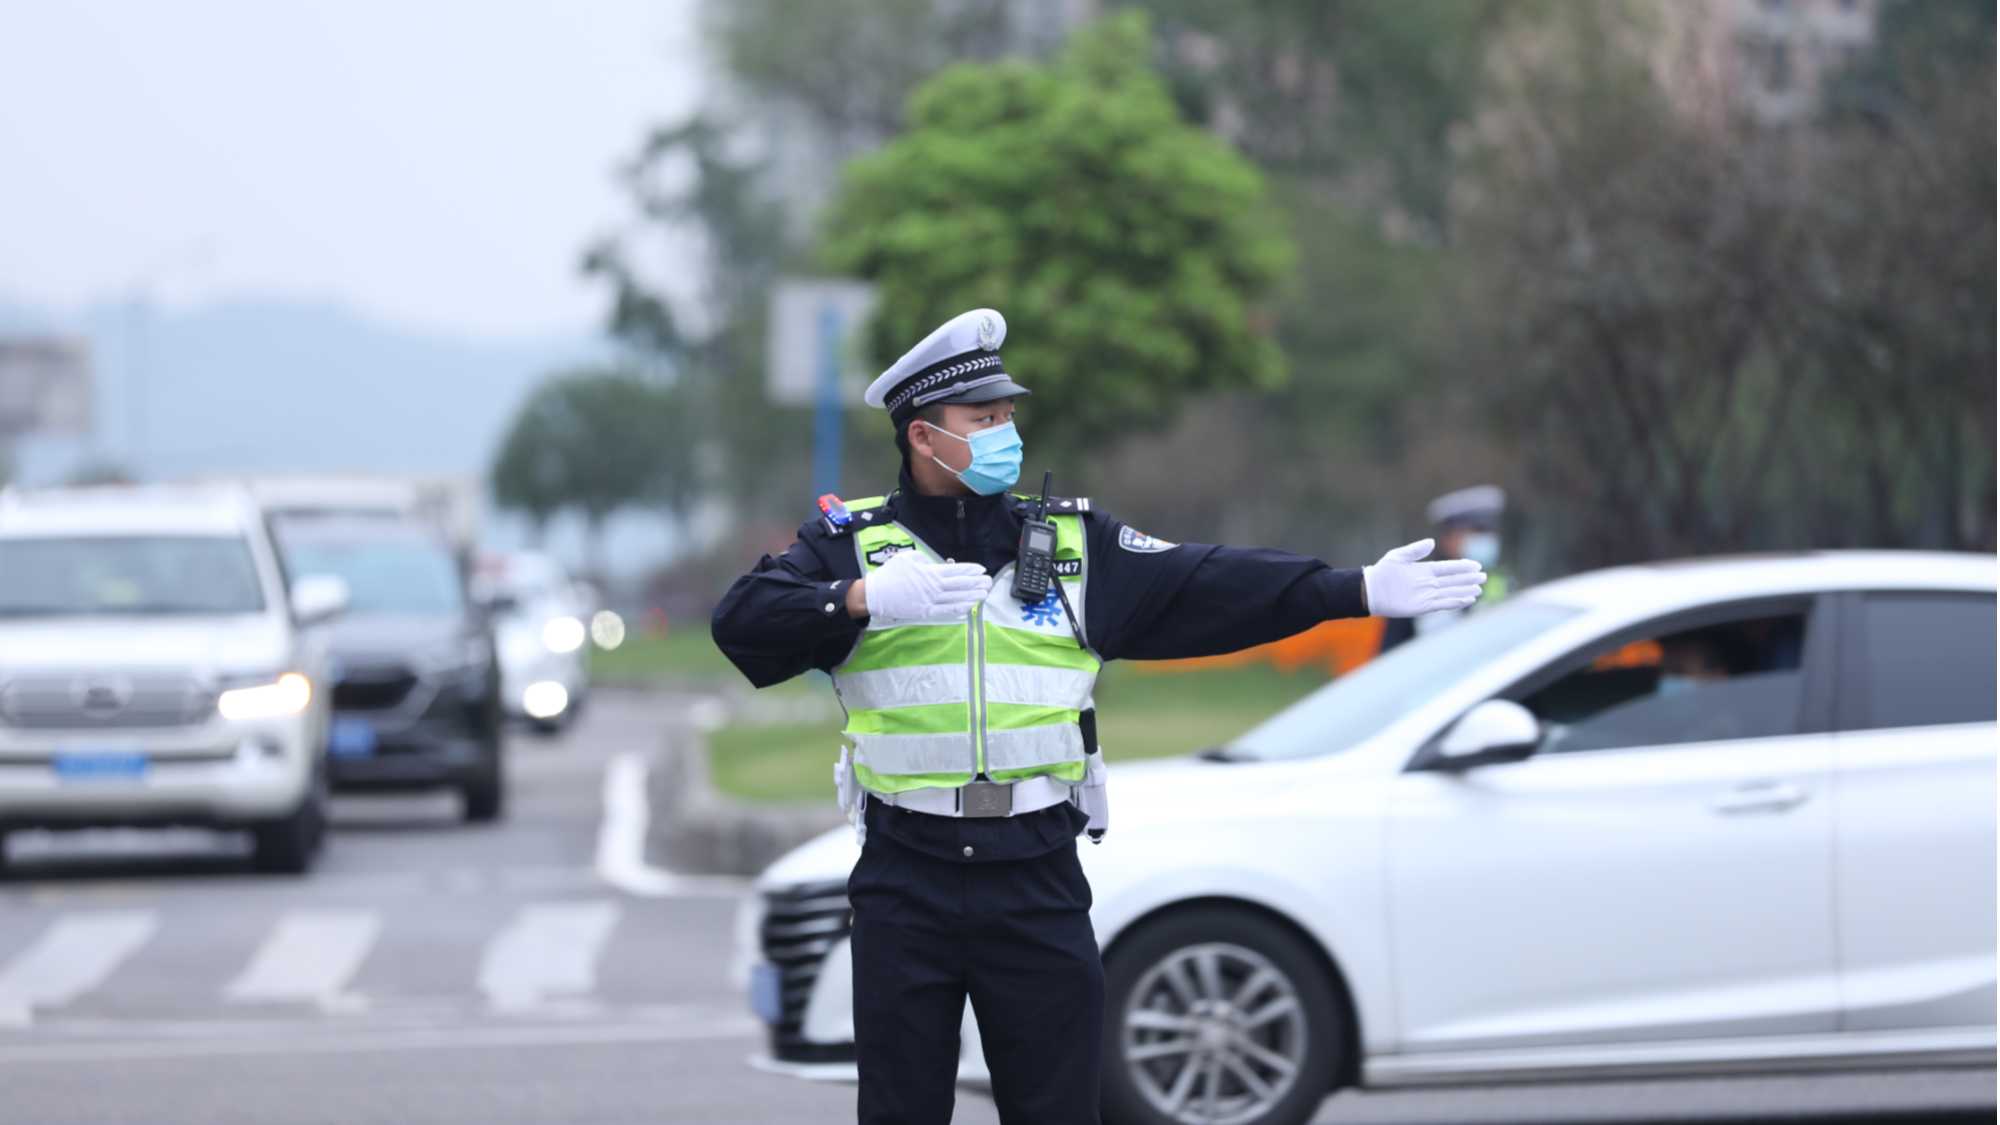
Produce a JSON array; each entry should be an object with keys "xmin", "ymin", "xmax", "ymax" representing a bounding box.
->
[{"xmin": 0, "ymin": 485, "xmax": 347, "ymax": 874}]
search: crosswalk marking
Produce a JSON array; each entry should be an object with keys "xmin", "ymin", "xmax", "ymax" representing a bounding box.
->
[
  {"xmin": 224, "ymin": 910, "xmax": 381, "ymax": 1007},
  {"xmin": 477, "ymin": 901, "xmax": 621, "ymax": 1010},
  {"xmin": 0, "ymin": 912, "xmax": 159, "ymax": 1026}
]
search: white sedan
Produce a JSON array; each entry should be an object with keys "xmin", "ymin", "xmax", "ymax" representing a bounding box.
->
[{"xmin": 745, "ymin": 551, "xmax": 1996, "ymax": 1125}]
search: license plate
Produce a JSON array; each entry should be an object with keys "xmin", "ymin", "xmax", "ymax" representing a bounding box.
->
[
  {"xmin": 749, "ymin": 962, "xmax": 783, "ymax": 1025},
  {"xmin": 53, "ymin": 750, "xmax": 149, "ymax": 782},
  {"xmin": 328, "ymin": 717, "xmax": 378, "ymax": 759}
]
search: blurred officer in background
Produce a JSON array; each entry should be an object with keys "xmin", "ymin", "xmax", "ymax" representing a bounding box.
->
[
  {"xmin": 1379, "ymin": 484, "xmax": 1510, "ymax": 653},
  {"xmin": 712, "ymin": 309, "xmax": 1485, "ymax": 1125}
]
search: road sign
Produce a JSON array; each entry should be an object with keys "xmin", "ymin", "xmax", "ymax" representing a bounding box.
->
[
  {"xmin": 766, "ymin": 279, "xmax": 876, "ymax": 407},
  {"xmin": 768, "ymin": 279, "xmax": 877, "ymax": 499},
  {"xmin": 0, "ymin": 337, "xmax": 92, "ymax": 436}
]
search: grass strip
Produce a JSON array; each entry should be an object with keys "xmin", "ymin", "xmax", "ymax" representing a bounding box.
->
[{"xmin": 706, "ymin": 662, "xmax": 1326, "ymax": 804}]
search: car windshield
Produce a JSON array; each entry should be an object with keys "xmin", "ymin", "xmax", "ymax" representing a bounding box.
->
[
  {"xmin": 0, "ymin": 535, "xmax": 266, "ymax": 616},
  {"xmin": 1227, "ymin": 600, "xmax": 1582, "ymax": 761},
  {"xmin": 280, "ymin": 533, "xmax": 465, "ymax": 614}
]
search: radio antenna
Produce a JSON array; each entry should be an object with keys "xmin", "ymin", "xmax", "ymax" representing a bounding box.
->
[{"xmin": 1036, "ymin": 470, "xmax": 1053, "ymax": 522}]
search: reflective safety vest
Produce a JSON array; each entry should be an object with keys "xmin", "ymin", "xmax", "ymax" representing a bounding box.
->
[{"xmin": 833, "ymin": 496, "xmax": 1098, "ymax": 796}]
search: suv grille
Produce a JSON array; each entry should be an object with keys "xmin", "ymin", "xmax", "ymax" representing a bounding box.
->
[
  {"xmin": 332, "ymin": 667, "xmax": 418, "ymax": 711},
  {"xmin": 760, "ymin": 879, "xmax": 855, "ymax": 1063},
  {"xmin": 0, "ymin": 672, "xmax": 217, "ymax": 729}
]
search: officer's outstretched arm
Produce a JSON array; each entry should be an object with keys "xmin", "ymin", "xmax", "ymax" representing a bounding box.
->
[
  {"xmin": 1093, "ymin": 526, "xmax": 1368, "ymax": 663},
  {"xmin": 711, "ymin": 535, "xmax": 867, "ymax": 688}
]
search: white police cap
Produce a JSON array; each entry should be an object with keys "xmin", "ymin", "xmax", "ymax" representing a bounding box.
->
[
  {"xmin": 1426, "ymin": 485, "xmax": 1506, "ymax": 529},
  {"xmin": 864, "ymin": 308, "xmax": 1031, "ymax": 424}
]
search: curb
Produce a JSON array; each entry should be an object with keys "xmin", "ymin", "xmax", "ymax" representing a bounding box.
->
[{"xmin": 642, "ymin": 714, "xmax": 844, "ymax": 878}]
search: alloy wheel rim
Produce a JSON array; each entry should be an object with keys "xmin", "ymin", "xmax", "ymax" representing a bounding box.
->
[{"xmin": 1121, "ymin": 941, "xmax": 1307, "ymax": 1124}]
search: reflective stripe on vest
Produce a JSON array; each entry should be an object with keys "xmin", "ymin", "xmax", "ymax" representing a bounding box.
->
[{"xmin": 832, "ymin": 500, "xmax": 1097, "ymax": 796}]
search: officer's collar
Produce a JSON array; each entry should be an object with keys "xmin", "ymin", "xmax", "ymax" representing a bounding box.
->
[{"xmin": 891, "ymin": 466, "xmax": 1012, "ymax": 524}]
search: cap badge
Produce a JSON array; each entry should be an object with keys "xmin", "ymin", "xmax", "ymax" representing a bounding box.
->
[{"xmin": 977, "ymin": 315, "xmax": 1000, "ymax": 351}]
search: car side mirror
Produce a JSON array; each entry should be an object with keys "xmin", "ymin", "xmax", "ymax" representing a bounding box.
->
[
  {"xmin": 1429, "ymin": 700, "xmax": 1541, "ymax": 771},
  {"xmin": 290, "ymin": 574, "xmax": 350, "ymax": 626}
]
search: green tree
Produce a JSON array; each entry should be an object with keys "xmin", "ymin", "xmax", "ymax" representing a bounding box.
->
[
  {"xmin": 818, "ymin": 12, "xmax": 1294, "ymax": 455},
  {"xmin": 1454, "ymin": 0, "xmax": 1995, "ymax": 566},
  {"xmin": 490, "ymin": 370, "xmax": 693, "ymax": 577}
]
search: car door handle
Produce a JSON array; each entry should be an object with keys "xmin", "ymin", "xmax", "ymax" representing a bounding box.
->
[{"xmin": 1710, "ymin": 782, "xmax": 1810, "ymax": 815}]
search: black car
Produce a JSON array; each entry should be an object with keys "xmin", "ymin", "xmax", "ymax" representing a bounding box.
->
[{"xmin": 268, "ymin": 515, "xmax": 504, "ymax": 821}]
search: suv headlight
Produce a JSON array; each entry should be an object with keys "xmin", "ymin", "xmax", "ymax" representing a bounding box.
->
[
  {"xmin": 218, "ymin": 673, "xmax": 312, "ymax": 721},
  {"xmin": 542, "ymin": 616, "xmax": 586, "ymax": 654}
]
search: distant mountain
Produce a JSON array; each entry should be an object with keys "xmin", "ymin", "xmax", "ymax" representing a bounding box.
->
[{"xmin": 0, "ymin": 295, "xmax": 611, "ymax": 486}]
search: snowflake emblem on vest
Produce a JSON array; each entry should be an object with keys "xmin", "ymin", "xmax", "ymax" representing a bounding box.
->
[{"xmin": 1021, "ymin": 587, "xmax": 1063, "ymax": 628}]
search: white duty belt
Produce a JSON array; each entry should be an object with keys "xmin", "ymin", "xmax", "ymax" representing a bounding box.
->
[{"xmin": 834, "ymin": 747, "xmax": 1109, "ymax": 846}]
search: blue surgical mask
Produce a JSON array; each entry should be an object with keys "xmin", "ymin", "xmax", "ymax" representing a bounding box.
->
[
  {"xmin": 926, "ymin": 421, "xmax": 1023, "ymax": 495},
  {"xmin": 1460, "ymin": 532, "xmax": 1501, "ymax": 568}
]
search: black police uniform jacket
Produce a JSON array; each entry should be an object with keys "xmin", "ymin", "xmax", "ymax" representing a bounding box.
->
[{"xmin": 711, "ymin": 467, "xmax": 1369, "ymax": 861}]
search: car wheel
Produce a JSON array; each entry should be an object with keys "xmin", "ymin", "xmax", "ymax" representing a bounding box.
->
[
  {"xmin": 251, "ymin": 780, "xmax": 325, "ymax": 875},
  {"xmin": 1101, "ymin": 908, "xmax": 1346, "ymax": 1125},
  {"xmin": 461, "ymin": 758, "xmax": 505, "ymax": 823}
]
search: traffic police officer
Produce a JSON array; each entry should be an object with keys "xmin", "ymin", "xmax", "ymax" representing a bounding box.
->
[
  {"xmin": 711, "ymin": 309, "xmax": 1486, "ymax": 1125},
  {"xmin": 1379, "ymin": 485, "xmax": 1510, "ymax": 653}
]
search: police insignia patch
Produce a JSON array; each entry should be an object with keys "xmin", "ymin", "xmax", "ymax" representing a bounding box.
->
[
  {"xmin": 977, "ymin": 314, "xmax": 1000, "ymax": 351},
  {"xmin": 1118, "ymin": 526, "xmax": 1177, "ymax": 553},
  {"xmin": 865, "ymin": 544, "xmax": 915, "ymax": 568}
]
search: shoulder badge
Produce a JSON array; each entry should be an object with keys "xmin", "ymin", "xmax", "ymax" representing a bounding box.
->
[{"xmin": 1118, "ymin": 526, "xmax": 1177, "ymax": 553}]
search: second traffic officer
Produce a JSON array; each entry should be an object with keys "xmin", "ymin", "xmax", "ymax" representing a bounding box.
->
[{"xmin": 711, "ymin": 308, "xmax": 1486, "ymax": 1125}]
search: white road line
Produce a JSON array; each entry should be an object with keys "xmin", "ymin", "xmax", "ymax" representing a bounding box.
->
[
  {"xmin": 477, "ymin": 901, "xmax": 621, "ymax": 1010},
  {"xmin": 0, "ymin": 912, "xmax": 159, "ymax": 1027},
  {"xmin": 0, "ymin": 1015, "xmax": 762, "ymax": 1064},
  {"xmin": 223, "ymin": 909, "xmax": 381, "ymax": 1008},
  {"xmin": 594, "ymin": 749, "xmax": 749, "ymax": 897}
]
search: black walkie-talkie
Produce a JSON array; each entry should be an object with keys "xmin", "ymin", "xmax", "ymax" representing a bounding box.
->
[{"xmin": 1012, "ymin": 470, "xmax": 1057, "ymax": 602}]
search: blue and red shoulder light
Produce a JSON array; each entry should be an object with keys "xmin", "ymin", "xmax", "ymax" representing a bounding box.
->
[{"xmin": 817, "ymin": 494, "xmax": 852, "ymax": 535}]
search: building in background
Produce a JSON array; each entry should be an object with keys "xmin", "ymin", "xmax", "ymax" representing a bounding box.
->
[
  {"xmin": 1733, "ymin": 0, "xmax": 1879, "ymax": 123},
  {"xmin": 0, "ymin": 337, "xmax": 92, "ymax": 483}
]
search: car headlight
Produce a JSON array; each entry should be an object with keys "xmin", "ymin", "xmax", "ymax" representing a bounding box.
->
[
  {"xmin": 523, "ymin": 681, "xmax": 569, "ymax": 718},
  {"xmin": 542, "ymin": 616, "xmax": 586, "ymax": 654},
  {"xmin": 218, "ymin": 673, "xmax": 312, "ymax": 721}
]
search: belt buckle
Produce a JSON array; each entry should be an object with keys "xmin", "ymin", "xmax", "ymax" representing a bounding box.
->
[{"xmin": 961, "ymin": 779, "xmax": 1012, "ymax": 818}]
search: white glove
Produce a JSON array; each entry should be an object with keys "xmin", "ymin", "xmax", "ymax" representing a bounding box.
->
[
  {"xmin": 1363, "ymin": 539, "xmax": 1488, "ymax": 618},
  {"xmin": 862, "ymin": 550, "xmax": 989, "ymax": 619}
]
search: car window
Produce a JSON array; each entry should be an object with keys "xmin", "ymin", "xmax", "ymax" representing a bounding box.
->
[
  {"xmin": 280, "ymin": 538, "xmax": 465, "ymax": 614},
  {"xmin": 0, "ymin": 536, "xmax": 266, "ymax": 616},
  {"xmin": 1853, "ymin": 592, "xmax": 1996, "ymax": 730},
  {"xmin": 1229, "ymin": 601, "xmax": 1581, "ymax": 761},
  {"xmin": 1521, "ymin": 610, "xmax": 1809, "ymax": 754}
]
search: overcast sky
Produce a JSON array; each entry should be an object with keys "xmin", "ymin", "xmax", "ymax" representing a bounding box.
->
[{"xmin": 0, "ymin": 1, "xmax": 702, "ymax": 343}]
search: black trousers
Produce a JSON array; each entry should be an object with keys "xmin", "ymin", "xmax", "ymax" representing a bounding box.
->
[{"xmin": 847, "ymin": 824, "xmax": 1105, "ymax": 1125}]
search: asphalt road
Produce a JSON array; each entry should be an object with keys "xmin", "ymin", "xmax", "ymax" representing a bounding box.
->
[{"xmin": 0, "ymin": 689, "xmax": 1989, "ymax": 1125}]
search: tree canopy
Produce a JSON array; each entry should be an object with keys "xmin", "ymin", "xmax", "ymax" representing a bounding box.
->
[
  {"xmin": 490, "ymin": 370, "xmax": 693, "ymax": 572},
  {"xmin": 817, "ymin": 12, "xmax": 1294, "ymax": 453}
]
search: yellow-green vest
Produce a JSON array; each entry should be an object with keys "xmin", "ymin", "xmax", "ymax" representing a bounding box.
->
[{"xmin": 833, "ymin": 496, "xmax": 1099, "ymax": 795}]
